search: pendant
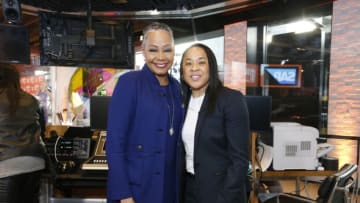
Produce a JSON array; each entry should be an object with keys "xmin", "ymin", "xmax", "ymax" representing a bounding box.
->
[{"xmin": 169, "ymin": 128, "xmax": 174, "ymax": 136}]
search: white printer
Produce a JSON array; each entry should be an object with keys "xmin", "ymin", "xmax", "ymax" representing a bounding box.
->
[{"xmin": 270, "ymin": 122, "xmax": 333, "ymax": 170}]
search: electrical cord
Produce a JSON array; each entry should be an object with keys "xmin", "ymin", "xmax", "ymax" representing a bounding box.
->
[
  {"xmin": 53, "ymin": 134, "xmax": 77, "ymax": 173},
  {"xmin": 54, "ymin": 134, "xmax": 62, "ymax": 163},
  {"xmin": 256, "ymin": 144, "xmax": 265, "ymax": 169},
  {"xmin": 254, "ymin": 141, "xmax": 264, "ymax": 193}
]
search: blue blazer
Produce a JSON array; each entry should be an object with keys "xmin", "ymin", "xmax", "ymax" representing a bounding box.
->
[
  {"xmin": 181, "ymin": 87, "xmax": 250, "ymax": 203},
  {"xmin": 106, "ymin": 65, "xmax": 184, "ymax": 203}
]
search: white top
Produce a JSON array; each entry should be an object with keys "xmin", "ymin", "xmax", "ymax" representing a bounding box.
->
[{"xmin": 182, "ymin": 94, "xmax": 205, "ymax": 174}]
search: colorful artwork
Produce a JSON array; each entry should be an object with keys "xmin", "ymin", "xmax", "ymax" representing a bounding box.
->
[
  {"xmin": 20, "ymin": 74, "xmax": 51, "ymax": 124},
  {"xmin": 20, "ymin": 75, "xmax": 46, "ymax": 95},
  {"xmin": 68, "ymin": 67, "xmax": 128, "ymax": 123}
]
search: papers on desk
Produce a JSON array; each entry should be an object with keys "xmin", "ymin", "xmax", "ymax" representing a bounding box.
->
[{"xmin": 257, "ymin": 141, "xmax": 273, "ymax": 172}]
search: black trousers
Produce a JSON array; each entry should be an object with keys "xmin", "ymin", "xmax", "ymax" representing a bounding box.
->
[
  {"xmin": 184, "ymin": 173, "xmax": 198, "ymax": 203},
  {"xmin": 0, "ymin": 171, "xmax": 42, "ymax": 203},
  {"xmin": 184, "ymin": 173, "xmax": 250, "ymax": 203}
]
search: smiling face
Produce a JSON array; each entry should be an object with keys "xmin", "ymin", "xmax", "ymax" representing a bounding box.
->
[
  {"xmin": 142, "ymin": 30, "xmax": 174, "ymax": 85},
  {"xmin": 181, "ymin": 46, "xmax": 210, "ymax": 97}
]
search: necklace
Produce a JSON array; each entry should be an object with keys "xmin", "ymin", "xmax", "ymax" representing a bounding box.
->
[{"xmin": 167, "ymin": 86, "xmax": 175, "ymax": 136}]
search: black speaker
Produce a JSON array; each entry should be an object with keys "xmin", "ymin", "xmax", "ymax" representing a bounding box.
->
[
  {"xmin": 0, "ymin": 24, "xmax": 30, "ymax": 64},
  {"xmin": 2, "ymin": 0, "xmax": 22, "ymax": 23}
]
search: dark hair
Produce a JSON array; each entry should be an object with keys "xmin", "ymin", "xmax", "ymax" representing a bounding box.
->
[
  {"xmin": 180, "ymin": 43, "xmax": 223, "ymax": 113},
  {"xmin": 0, "ymin": 63, "xmax": 21, "ymax": 115}
]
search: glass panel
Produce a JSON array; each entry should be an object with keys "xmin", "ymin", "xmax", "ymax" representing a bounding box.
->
[{"xmin": 247, "ymin": 15, "xmax": 332, "ymax": 132}]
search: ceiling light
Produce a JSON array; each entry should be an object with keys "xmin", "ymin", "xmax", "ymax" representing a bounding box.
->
[
  {"xmin": 267, "ymin": 19, "xmax": 318, "ymax": 35},
  {"xmin": 150, "ymin": 9, "xmax": 160, "ymax": 15},
  {"xmin": 266, "ymin": 34, "xmax": 272, "ymax": 43},
  {"xmin": 291, "ymin": 20, "xmax": 317, "ymax": 34}
]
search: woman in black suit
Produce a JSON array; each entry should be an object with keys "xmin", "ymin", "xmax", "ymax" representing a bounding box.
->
[{"xmin": 180, "ymin": 43, "xmax": 250, "ymax": 203}]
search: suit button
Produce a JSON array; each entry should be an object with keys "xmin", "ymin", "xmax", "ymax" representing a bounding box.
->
[{"xmin": 136, "ymin": 145, "xmax": 143, "ymax": 150}]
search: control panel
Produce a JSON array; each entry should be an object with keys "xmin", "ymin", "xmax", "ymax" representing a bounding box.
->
[
  {"xmin": 82, "ymin": 131, "xmax": 108, "ymax": 170},
  {"xmin": 45, "ymin": 137, "xmax": 91, "ymax": 161}
]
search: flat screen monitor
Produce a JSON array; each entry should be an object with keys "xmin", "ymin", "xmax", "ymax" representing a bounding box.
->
[
  {"xmin": 39, "ymin": 12, "xmax": 134, "ymax": 69},
  {"xmin": 245, "ymin": 95, "xmax": 272, "ymax": 132},
  {"xmin": 0, "ymin": 24, "xmax": 30, "ymax": 64},
  {"xmin": 260, "ymin": 64, "xmax": 302, "ymax": 88},
  {"xmin": 90, "ymin": 96, "xmax": 111, "ymax": 130}
]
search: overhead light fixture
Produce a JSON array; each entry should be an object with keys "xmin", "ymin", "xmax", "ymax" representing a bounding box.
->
[
  {"xmin": 291, "ymin": 20, "xmax": 317, "ymax": 34},
  {"xmin": 267, "ymin": 19, "xmax": 318, "ymax": 36},
  {"xmin": 280, "ymin": 59, "xmax": 289, "ymax": 65},
  {"xmin": 150, "ymin": 9, "xmax": 160, "ymax": 15},
  {"xmin": 266, "ymin": 34, "xmax": 273, "ymax": 43}
]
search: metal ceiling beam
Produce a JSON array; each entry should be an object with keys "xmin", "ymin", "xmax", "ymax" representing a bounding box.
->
[{"xmin": 20, "ymin": 0, "xmax": 272, "ymax": 20}]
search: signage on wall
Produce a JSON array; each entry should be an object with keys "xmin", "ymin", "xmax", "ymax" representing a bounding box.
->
[
  {"xmin": 246, "ymin": 64, "xmax": 259, "ymax": 87},
  {"xmin": 260, "ymin": 64, "xmax": 302, "ymax": 88},
  {"xmin": 20, "ymin": 75, "xmax": 46, "ymax": 95}
]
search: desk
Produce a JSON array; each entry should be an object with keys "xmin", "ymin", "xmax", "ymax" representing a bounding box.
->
[
  {"xmin": 261, "ymin": 170, "xmax": 335, "ymax": 177},
  {"xmin": 41, "ymin": 170, "xmax": 107, "ymax": 202},
  {"xmin": 249, "ymin": 132, "xmax": 336, "ymax": 203},
  {"xmin": 55, "ymin": 171, "xmax": 107, "ymax": 196},
  {"xmin": 251, "ymin": 169, "xmax": 336, "ymax": 203}
]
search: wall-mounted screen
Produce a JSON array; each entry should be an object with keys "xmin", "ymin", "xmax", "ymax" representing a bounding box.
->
[
  {"xmin": 260, "ymin": 64, "xmax": 302, "ymax": 88},
  {"xmin": 0, "ymin": 24, "xmax": 30, "ymax": 64},
  {"xmin": 246, "ymin": 64, "xmax": 259, "ymax": 87},
  {"xmin": 39, "ymin": 12, "xmax": 134, "ymax": 69}
]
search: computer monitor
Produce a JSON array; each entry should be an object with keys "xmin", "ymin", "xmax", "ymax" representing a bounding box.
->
[
  {"xmin": 245, "ymin": 95, "xmax": 272, "ymax": 132},
  {"xmin": 90, "ymin": 96, "xmax": 111, "ymax": 130}
]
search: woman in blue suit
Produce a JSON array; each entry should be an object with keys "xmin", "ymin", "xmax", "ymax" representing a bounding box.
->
[
  {"xmin": 180, "ymin": 43, "xmax": 250, "ymax": 203},
  {"xmin": 106, "ymin": 22, "xmax": 184, "ymax": 203}
]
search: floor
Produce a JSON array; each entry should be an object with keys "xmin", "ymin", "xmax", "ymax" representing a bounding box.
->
[{"xmin": 262, "ymin": 179, "xmax": 360, "ymax": 202}]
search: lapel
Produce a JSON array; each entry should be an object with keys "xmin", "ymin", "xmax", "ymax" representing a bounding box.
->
[{"xmin": 193, "ymin": 93, "xmax": 209, "ymax": 161}]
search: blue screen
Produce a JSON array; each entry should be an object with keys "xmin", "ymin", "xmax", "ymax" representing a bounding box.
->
[
  {"xmin": 265, "ymin": 68, "xmax": 297, "ymax": 85},
  {"xmin": 261, "ymin": 65, "xmax": 301, "ymax": 87}
]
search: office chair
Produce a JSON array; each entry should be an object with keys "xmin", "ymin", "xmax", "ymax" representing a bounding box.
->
[{"xmin": 262, "ymin": 163, "xmax": 358, "ymax": 203}]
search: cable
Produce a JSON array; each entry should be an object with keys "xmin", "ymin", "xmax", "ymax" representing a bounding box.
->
[{"xmin": 54, "ymin": 135, "xmax": 62, "ymax": 163}]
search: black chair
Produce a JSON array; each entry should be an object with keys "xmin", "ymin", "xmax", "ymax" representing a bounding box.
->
[{"xmin": 262, "ymin": 163, "xmax": 358, "ymax": 203}]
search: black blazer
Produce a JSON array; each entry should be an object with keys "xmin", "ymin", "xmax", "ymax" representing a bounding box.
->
[{"xmin": 181, "ymin": 87, "xmax": 250, "ymax": 203}]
